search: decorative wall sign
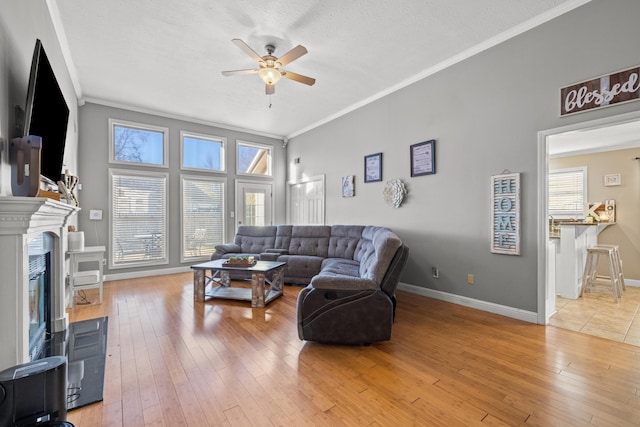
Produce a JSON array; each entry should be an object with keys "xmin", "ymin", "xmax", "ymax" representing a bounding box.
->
[
  {"xmin": 364, "ymin": 153, "xmax": 382, "ymax": 183},
  {"xmin": 587, "ymin": 200, "xmax": 616, "ymax": 222},
  {"xmin": 410, "ymin": 140, "xmax": 435, "ymax": 176},
  {"xmin": 383, "ymin": 179, "xmax": 406, "ymax": 208},
  {"xmin": 603, "ymin": 173, "xmax": 621, "ymax": 186},
  {"xmin": 341, "ymin": 175, "xmax": 355, "ymax": 197},
  {"xmin": 560, "ymin": 65, "xmax": 640, "ymax": 116},
  {"xmin": 490, "ymin": 172, "xmax": 520, "ymax": 255}
]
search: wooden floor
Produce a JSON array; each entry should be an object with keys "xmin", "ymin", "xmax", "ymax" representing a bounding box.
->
[{"xmin": 66, "ymin": 273, "xmax": 640, "ymax": 426}]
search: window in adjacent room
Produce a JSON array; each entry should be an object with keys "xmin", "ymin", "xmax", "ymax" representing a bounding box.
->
[
  {"xmin": 109, "ymin": 119, "xmax": 168, "ymax": 167},
  {"xmin": 181, "ymin": 175, "xmax": 226, "ymax": 262},
  {"xmin": 548, "ymin": 166, "xmax": 587, "ymax": 219},
  {"xmin": 110, "ymin": 169, "xmax": 168, "ymax": 269},
  {"xmin": 181, "ymin": 131, "xmax": 226, "ymax": 172},
  {"xmin": 237, "ymin": 140, "xmax": 272, "ymax": 176}
]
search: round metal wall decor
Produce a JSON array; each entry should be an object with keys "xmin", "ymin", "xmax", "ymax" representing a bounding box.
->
[{"xmin": 383, "ymin": 179, "xmax": 406, "ymax": 208}]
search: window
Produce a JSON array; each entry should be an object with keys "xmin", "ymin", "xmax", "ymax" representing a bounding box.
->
[
  {"xmin": 109, "ymin": 119, "xmax": 168, "ymax": 167},
  {"xmin": 237, "ymin": 140, "xmax": 272, "ymax": 176},
  {"xmin": 110, "ymin": 169, "xmax": 168, "ymax": 268},
  {"xmin": 181, "ymin": 131, "xmax": 226, "ymax": 172},
  {"xmin": 548, "ymin": 167, "xmax": 587, "ymax": 219},
  {"xmin": 245, "ymin": 191, "xmax": 266, "ymax": 225},
  {"xmin": 181, "ymin": 175, "xmax": 225, "ymax": 262}
]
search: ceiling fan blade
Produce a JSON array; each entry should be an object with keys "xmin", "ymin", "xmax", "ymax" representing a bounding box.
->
[
  {"xmin": 231, "ymin": 39, "xmax": 266, "ymax": 65},
  {"xmin": 282, "ymin": 70, "xmax": 316, "ymax": 86},
  {"xmin": 221, "ymin": 68, "xmax": 260, "ymax": 76},
  {"xmin": 275, "ymin": 45, "xmax": 308, "ymax": 67},
  {"xmin": 266, "ymin": 84, "xmax": 275, "ymax": 95}
]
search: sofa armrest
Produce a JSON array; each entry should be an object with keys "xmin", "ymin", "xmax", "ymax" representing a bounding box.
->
[
  {"xmin": 214, "ymin": 243, "xmax": 241, "ymax": 254},
  {"xmin": 259, "ymin": 252, "xmax": 280, "ymax": 261},
  {"xmin": 260, "ymin": 248, "xmax": 288, "ymax": 261},
  {"xmin": 310, "ymin": 275, "xmax": 378, "ymax": 291}
]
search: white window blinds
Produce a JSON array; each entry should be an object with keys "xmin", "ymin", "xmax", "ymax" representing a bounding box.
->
[
  {"xmin": 548, "ymin": 167, "xmax": 587, "ymax": 218},
  {"xmin": 181, "ymin": 176, "xmax": 225, "ymax": 261},
  {"xmin": 110, "ymin": 169, "xmax": 168, "ymax": 268}
]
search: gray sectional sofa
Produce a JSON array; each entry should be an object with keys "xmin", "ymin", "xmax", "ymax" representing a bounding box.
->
[{"xmin": 211, "ymin": 225, "xmax": 409, "ymax": 344}]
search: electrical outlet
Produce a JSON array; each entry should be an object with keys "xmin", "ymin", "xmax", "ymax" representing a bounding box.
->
[
  {"xmin": 432, "ymin": 267, "xmax": 439, "ymax": 279},
  {"xmin": 467, "ymin": 274, "xmax": 474, "ymax": 285},
  {"xmin": 89, "ymin": 209, "xmax": 103, "ymax": 220}
]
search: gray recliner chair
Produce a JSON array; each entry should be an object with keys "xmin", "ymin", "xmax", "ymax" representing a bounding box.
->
[{"xmin": 296, "ymin": 243, "xmax": 409, "ymax": 345}]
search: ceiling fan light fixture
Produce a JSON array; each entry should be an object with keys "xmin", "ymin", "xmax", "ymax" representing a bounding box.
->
[{"xmin": 258, "ymin": 67, "xmax": 282, "ymax": 85}]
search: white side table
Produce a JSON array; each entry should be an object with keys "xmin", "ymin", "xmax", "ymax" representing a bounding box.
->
[{"xmin": 67, "ymin": 246, "xmax": 105, "ymax": 306}]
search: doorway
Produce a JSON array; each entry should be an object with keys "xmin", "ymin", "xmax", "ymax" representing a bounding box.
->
[
  {"xmin": 235, "ymin": 180, "xmax": 273, "ymax": 229},
  {"xmin": 538, "ymin": 110, "xmax": 640, "ymax": 327},
  {"xmin": 287, "ymin": 175, "xmax": 325, "ymax": 225}
]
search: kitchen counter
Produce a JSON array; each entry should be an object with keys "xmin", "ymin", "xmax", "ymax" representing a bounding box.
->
[
  {"xmin": 549, "ymin": 221, "xmax": 615, "ymax": 239},
  {"xmin": 553, "ymin": 222, "xmax": 615, "ymax": 299}
]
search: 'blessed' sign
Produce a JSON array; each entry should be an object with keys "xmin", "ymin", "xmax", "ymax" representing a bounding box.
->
[{"xmin": 560, "ymin": 66, "xmax": 640, "ymax": 116}]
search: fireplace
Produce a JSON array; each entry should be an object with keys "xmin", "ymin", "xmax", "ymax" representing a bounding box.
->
[
  {"xmin": 0, "ymin": 197, "xmax": 78, "ymax": 370},
  {"xmin": 28, "ymin": 233, "xmax": 54, "ymax": 361}
]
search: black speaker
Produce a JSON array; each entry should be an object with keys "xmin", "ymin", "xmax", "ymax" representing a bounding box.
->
[{"xmin": 0, "ymin": 356, "xmax": 68, "ymax": 426}]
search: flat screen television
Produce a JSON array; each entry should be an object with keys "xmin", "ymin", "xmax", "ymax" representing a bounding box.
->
[{"xmin": 23, "ymin": 39, "xmax": 70, "ymax": 185}]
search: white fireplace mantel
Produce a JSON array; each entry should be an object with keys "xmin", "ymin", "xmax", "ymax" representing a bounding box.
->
[{"xmin": 0, "ymin": 196, "xmax": 79, "ymax": 370}]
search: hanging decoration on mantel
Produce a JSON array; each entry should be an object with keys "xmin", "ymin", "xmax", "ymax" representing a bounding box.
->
[
  {"xmin": 490, "ymin": 171, "xmax": 520, "ymax": 255},
  {"xmin": 383, "ymin": 179, "xmax": 407, "ymax": 208}
]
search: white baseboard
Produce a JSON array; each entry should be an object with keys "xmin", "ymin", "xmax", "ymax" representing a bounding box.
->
[
  {"xmin": 397, "ymin": 282, "xmax": 538, "ymax": 324},
  {"xmin": 105, "ymin": 266, "xmax": 191, "ymax": 282},
  {"xmin": 102, "ymin": 272, "xmax": 637, "ymax": 318}
]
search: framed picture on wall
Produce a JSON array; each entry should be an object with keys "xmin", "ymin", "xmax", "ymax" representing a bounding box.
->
[
  {"xmin": 364, "ymin": 153, "xmax": 383, "ymax": 183},
  {"xmin": 410, "ymin": 140, "xmax": 435, "ymax": 177},
  {"xmin": 603, "ymin": 173, "xmax": 621, "ymax": 186},
  {"xmin": 341, "ymin": 175, "xmax": 355, "ymax": 197}
]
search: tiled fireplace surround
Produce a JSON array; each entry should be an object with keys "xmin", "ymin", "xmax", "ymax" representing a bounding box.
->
[{"xmin": 0, "ymin": 197, "xmax": 78, "ymax": 370}]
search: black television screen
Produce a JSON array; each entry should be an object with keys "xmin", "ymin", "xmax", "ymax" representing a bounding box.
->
[{"xmin": 23, "ymin": 39, "xmax": 70, "ymax": 185}]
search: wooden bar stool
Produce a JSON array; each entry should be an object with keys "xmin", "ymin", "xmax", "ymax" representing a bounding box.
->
[
  {"xmin": 595, "ymin": 244, "xmax": 625, "ymax": 291},
  {"xmin": 580, "ymin": 245, "xmax": 623, "ymax": 302}
]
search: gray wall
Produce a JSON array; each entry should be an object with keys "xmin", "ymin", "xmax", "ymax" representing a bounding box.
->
[
  {"xmin": 287, "ymin": 0, "xmax": 640, "ymax": 312},
  {"xmin": 77, "ymin": 102, "xmax": 285, "ymax": 276},
  {"xmin": 3, "ymin": 0, "xmax": 639, "ymax": 314},
  {"xmin": 0, "ymin": 1, "xmax": 79, "ymax": 196}
]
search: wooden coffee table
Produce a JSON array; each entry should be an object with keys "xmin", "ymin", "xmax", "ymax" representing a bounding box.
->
[{"xmin": 191, "ymin": 259, "xmax": 286, "ymax": 308}]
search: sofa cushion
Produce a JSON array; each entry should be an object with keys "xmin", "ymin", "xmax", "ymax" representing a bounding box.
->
[
  {"xmin": 274, "ymin": 225, "xmax": 293, "ymax": 250},
  {"xmin": 321, "ymin": 258, "xmax": 360, "ymax": 277},
  {"xmin": 328, "ymin": 225, "xmax": 364, "ymax": 259},
  {"xmin": 233, "ymin": 225, "xmax": 277, "ymax": 253},
  {"xmin": 286, "ymin": 226, "xmax": 331, "ymax": 257},
  {"xmin": 277, "ymin": 254, "xmax": 324, "ymax": 282},
  {"xmin": 356, "ymin": 226, "xmax": 402, "ymax": 284}
]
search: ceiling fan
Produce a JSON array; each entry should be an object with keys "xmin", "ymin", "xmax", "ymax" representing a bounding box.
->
[{"xmin": 222, "ymin": 39, "xmax": 316, "ymax": 95}]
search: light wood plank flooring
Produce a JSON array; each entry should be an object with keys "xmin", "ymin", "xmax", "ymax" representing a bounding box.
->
[
  {"xmin": 550, "ymin": 286, "xmax": 640, "ymax": 345},
  {"xmin": 66, "ymin": 273, "xmax": 640, "ymax": 426}
]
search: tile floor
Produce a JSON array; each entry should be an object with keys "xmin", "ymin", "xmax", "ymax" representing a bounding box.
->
[{"xmin": 550, "ymin": 285, "xmax": 640, "ymax": 346}]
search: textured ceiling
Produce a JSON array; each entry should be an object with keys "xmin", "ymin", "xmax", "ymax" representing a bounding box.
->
[{"xmin": 52, "ymin": 0, "xmax": 587, "ymax": 139}]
